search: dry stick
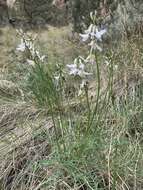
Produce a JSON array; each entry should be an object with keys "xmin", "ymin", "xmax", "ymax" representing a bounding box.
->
[{"xmin": 117, "ymin": 174, "xmax": 130, "ymax": 190}]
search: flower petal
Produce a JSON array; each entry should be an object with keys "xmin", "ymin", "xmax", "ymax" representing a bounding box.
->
[
  {"xmin": 16, "ymin": 40, "xmax": 26, "ymax": 52},
  {"xmin": 84, "ymin": 24, "xmax": 93, "ymax": 34},
  {"xmin": 95, "ymin": 28, "xmax": 107, "ymax": 41},
  {"xmin": 79, "ymin": 33, "xmax": 89, "ymax": 42},
  {"xmin": 27, "ymin": 59, "xmax": 35, "ymax": 66},
  {"xmin": 67, "ymin": 64, "xmax": 77, "ymax": 69}
]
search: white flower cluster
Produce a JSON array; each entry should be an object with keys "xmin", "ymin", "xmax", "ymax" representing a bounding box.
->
[
  {"xmin": 67, "ymin": 57, "xmax": 92, "ymax": 78},
  {"xmin": 80, "ymin": 24, "xmax": 107, "ymax": 53},
  {"xmin": 16, "ymin": 30, "xmax": 46, "ymax": 66},
  {"xmin": 80, "ymin": 24, "xmax": 106, "ymax": 43},
  {"xmin": 67, "ymin": 20, "xmax": 107, "ymax": 78}
]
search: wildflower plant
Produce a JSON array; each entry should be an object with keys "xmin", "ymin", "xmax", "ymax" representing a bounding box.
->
[
  {"xmin": 16, "ymin": 29, "xmax": 60, "ymax": 109},
  {"xmin": 16, "ymin": 30, "xmax": 46, "ymax": 66},
  {"xmin": 66, "ymin": 11, "xmax": 110, "ymax": 132},
  {"xmin": 16, "ymin": 30, "xmax": 68, "ymax": 155},
  {"xmin": 16, "ymin": 11, "xmax": 113, "ymax": 164}
]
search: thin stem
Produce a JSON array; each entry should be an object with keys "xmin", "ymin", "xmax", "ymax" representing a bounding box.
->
[
  {"xmin": 84, "ymin": 83, "xmax": 91, "ymax": 130},
  {"xmin": 86, "ymin": 54, "xmax": 101, "ymax": 133}
]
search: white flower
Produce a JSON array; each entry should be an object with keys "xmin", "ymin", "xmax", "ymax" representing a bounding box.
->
[
  {"xmin": 26, "ymin": 59, "xmax": 35, "ymax": 66},
  {"xmin": 79, "ymin": 24, "xmax": 93, "ymax": 42},
  {"xmin": 16, "ymin": 39, "xmax": 26, "ymax": 52},
  {"xmin": 79, "ymin": 33, "xmax": 89, "ymax": 42},
  {"xmin": 67, "ymin": 63, "xmax": 92, "ymax": 77},
  {"xmin": 80, "ymin": 25, "xmax": 96, "ymax": 42},
  {"xmin": 16, "ymin": 39, "xmax": 35, "ymax": 54},
  {"xmin": 80, "ymin": 24, "xmax": 107, "ymax": 42},
  {"xmin": 25, "ymin": 40, "xmax": 33, "ymax": 49},
  {"xmin": 84, "ymin": 24, "xmax": 94, "ymax": 34},
  {"xmin": 67, "ymin": 63, "xmax": 78, "ymax": 75},
  {"xmin": 94, "ymin": 28, "xmax": 107, "ymax": 41}
]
